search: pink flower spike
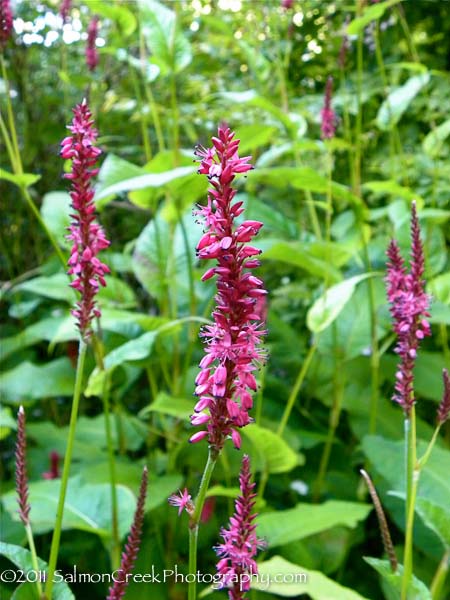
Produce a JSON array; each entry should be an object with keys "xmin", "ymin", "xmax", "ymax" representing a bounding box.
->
[
  {"xmin": 59, "ymin": 0, "xmax": 72, "ymax": 24},
  {"xmin": 15, "ymin": 407, "xmax": 31, "ymax": 526},
  {"xmin": 62, "ymin": 100, "xmax": 110, "ymax": 341},
  {"xmin": 168, "ymin": 488, "xmax": 194, "ymax": 516},
  {"xmin": 0, "ymin": 0, "xmax": 13, "ymax": 47},
  {"xmin": 86, "ymin": 16, "xmax": 99, "ymax": 72},
  {"xmin": 321, "ymin": 76, "xmax": 336, "ymax": 140},
  {"xmin": 437, "ymin": 369, "xmax": 450, "ymax": 424}
]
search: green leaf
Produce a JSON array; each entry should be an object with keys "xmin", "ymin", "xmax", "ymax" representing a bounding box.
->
[
  {"xmin": 254, "ymin": 555, "xmax": 370, "ymax": 598},
  {"xmin": 307, "ymin": 273, "xmax": 376, "ymax": 333},
  {"xmin": 422, "ymin": 119, "xmax": 450, "ymax": 158},
  {"xmin": 0, "ymin": 405, "xmax": 16, "ymax": 440},
  {"xmin": 243, "ymin": 424, "xmax": 302, "ymax": 474},
  {"xmin": 40, "ymin": 191, "xmax": 71, "ymax": 247},
  {"xmin": 2, "ymin": 477, "xmax": 136, "ymax": 539},
  {"xmin": 415, "ymin": 497, "xmax": 450, "ymax": 549},
  {"xmin": 362, "ymin": 436, "xmax": 450, "ymax": 511},
  {"xmin": 0, "ymin": 168, "xmax": 41, "ymax": 188},
  {"xmin": 140, "ymin": 392, "xmax": 193, "ymax": 421},
  {"xmin": 429, "ymin": 272, "xmax": 450, "ymax": 304},
  {"xmin": 347, "ymin": 0, "xmax": 403, "ymax": 35},
  {"xmin": 94, "ymin": 1, "xmax": 137, "ymax": 37},
  {"xmin": 234, "ymin": 124, "xmax": 278, "ymax": 154},
  {"xmin": 257, "ymin": 501, "xmax": 371, "ymax": 548},
  {"xmin": 261, "ymin": 240, "xmax": 342, "ymax": 283},
  {"xmin": 15, "ymin": 274, "xmax": 73, "ymax": 302},
  {"xmin": 364, "ymin": 558, "xmax": 432, "ymax": 600},
  {"xmin": 138, "ymin": 0, "xmax": 191, "ymax": 75},
  {"xmin": 95, "ymin": 153, "xmax": 145, "ymax": 207},
  {"xmin": 0, "ymin": 542, "xmax": 74, "ymax": 599},
  {"xmin": 0, "ymin": 358, "xmax": 76, "ymax": 404},
  {"xmin": 364, "ymin": 180, "xmax": 423, "ymax": 203},
  {"xmin": 376, "ymin": 73, "xmax": 430, "ymax": 131}
]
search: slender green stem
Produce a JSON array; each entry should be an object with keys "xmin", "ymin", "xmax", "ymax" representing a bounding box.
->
[
  {"xmin": 354, "ymin": 0, "xmax": 363, "ymax": 197},
  {"xmin": 170, "ymin": 73, "xmax": 180, "ymax": 164},
  {"xmin": 401, "ymin": 408, "xmax": 417, "ymax": 600},
  {"xmin": 430, "ymin": 551, "xmax": 449, "ymax": 600},
  {"xmin": 277, "ymin": 343, "xmax": 316, "ymax": 437},
  {"xmin": 188, "ymin": 448, "xmax": 218, "ymax": 600},
  {"xmin": 45, "ymin": 340, "xmax": 87, "ymax": 599},
  {"xmin": 139, "ymin": 27, "xmax": 165, "ymax": 153},
  {"xmin": 25, "ymin": 523, "xmax": 43, "ymax": 597}
]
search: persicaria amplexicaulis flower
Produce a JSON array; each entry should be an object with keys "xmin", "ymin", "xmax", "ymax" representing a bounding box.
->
[
  {"xmin": 15, "ymin": 406, "xmax": 31, "ymax": 526},
  {"xmin": 59, "ymin": 0, "xmax": 72, "ymax": 24},
  {"xmin": 437, "ymin": 369, "xmax": 450, "ymax": 424},
  {"xmin": 215, "ymin": 455, "xmax": 264, "ymax": 599},
  {"xmin": 168, "ymin": 488, "xmax": 194, "ymax": 516},
  {"xmin": 190, "ymin": 126, "xmax": 267, "ymax": 453},
  {"xmin": 0, "ymin": 0, "xmax": 13, "ymax": 47},
  {"xmin": 386, "ymin": 202, "xmax": 431, "ymax": 416},
  {"xmin": 61, "ymin": 99, "xmax": 110, "ymax": 341},
  {"xmin": 86, "ymin": 16, "xmax": 99, "ymax": 71},
  {"xmin": 107, "ymin": 466, "xmax": 148, "ymax": 600},
  {"xmin": 43, "ymin": 451, "xmax": 60, "ymax": 480},
  {"xmin": 320, "ymin": 76, "xmax": 336, "ymax": 139}
]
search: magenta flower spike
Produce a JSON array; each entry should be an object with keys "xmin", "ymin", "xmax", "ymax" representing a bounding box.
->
[
  {"xmin": 386, "ymin": 202, "xmax": 431, "ymax": 415},
  {"xmin": 15, "ymin": 407, "xmax": 31, "ymax": 526},
  {"xmin": 0, "ymin": 0, "xmax": 13, "ymax": 47},
  {"xmin": 215, "ymin": 455, "xmax": 264, "ymax": 599},
  {"xmin": 43, "ymin": 451, "xmax": 61, "ymax": 480},
  {"xmin": 437, "ymin": 369, "xmax": 450, "ymax": 424},
  {"xmin": 107, "ymin": 466, "xmax": 148, "ymax": 600},
  {"xmin": 86, "ymin": 16, "xmax": 99, "ymax": 71},
  {"xmin": 190, "ymin": 126, "xmax": 267, "ymax": 453},
  {"xmin": 61, "ymin": 99, "xmax": 110, "ymax": 341},
  {"xmin": 320, "ymin": 76, "xmax": 336, "ymax": 140},
  {"xmin": 59, "ymin": 0, "xmax": 72, "ymax": 24}
]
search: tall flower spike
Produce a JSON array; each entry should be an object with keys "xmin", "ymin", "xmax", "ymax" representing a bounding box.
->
[
  {"xmin": 59, "ymin": 0, "xmax": 72, "ymax": 24},
  {"xmin": 15, "ymin": 407, "xmax": 31, "ymax": 526},
  {"xmin": 215, "ymin": 455, "xmax": 264, "ymax": 599},
  {"xmin": 107, "ymin": 466, "xmax": 148, "ymax": 600},
  {"xmin": 437, "ymin": 369, "xmax": 450, "ymax": 424},
  {"xmin": 190, "ymin": 126, "xmax": 267, "ymax": 453},
  {"xmin": 86, "ymin": 16, "xmax": 99, "ymax": 71},
  {"xmin": 386, "ymin": 202, "xmax": 431, "ymax": 415},
  {"xmin": 61, "ymin": 99, "xmax": 110, "ymax": 341},
  {"xmin": 320, "ymin": 76, "xmax": 336, "ymax": 139},
  {"xmin": 0, "ymin": 0, "xmax": 13, "ymax": 47}
]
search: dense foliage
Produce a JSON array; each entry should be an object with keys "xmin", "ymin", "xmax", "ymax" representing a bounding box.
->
[{"xmin": 1, "ymin": 1, "xmax": 449, "ymax": 599}]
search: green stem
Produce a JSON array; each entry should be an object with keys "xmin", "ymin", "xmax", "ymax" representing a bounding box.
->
[
  {"xmin": 354, "ymin": 0, "xmax": 363, "ymax": 197},
  {"xmin": 139, "ymin": 28, "xmax": 165, "ymax": 153},
  {"xmin": 170, "ymin": 73, "xmax": 180, "ymax": 164},
  {"xmin": 430, "ymin": 551, "xmax": 449, "ymax": 600},
  {"xmin": 25, "ymin": 523, "xmax": 43, "ymax": 597},
  {"xmin": 45, "ymin": 340, "xmax": 87, "ymax": 599},
  {"xmin": 277, "ymin": 343, "xmax": 316, "ymax": 437},
  {"xmin": 401, "ymin": 408, "xmax": 417, "ymax": 600},
  {"xmin": 188, "ymin": 448, "xmax": 218, "ymax": 600}
]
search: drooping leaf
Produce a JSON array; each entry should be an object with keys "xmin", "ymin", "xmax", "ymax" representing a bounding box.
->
[
  {"xmin": 364, "ymin": 557, "xmax": 432, "ymax": 600},
  {"xmin": 347, "ymin": 0, "xmax": 403, "ymax": 35},
  {"xmin": 0, "ymin": 169, "xmax": 41, "ymax": 188},
  {"xmin": 254, "ymin": 555, "xmax": 370, "ymax": 598},
  {"xmin": 257, "ymin": 501, "xmax": 372, "ymax": 548},
  {"xmin": 376, "ymin": 73, "xmax": 430, "ymax": 131}
]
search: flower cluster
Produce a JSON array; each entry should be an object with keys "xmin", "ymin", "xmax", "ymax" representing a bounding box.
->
[
  {"xmin": 59, "ymin": 0, "xmax": 72, "ymax": 24},
  {"xmin": 86, "ymin": 16, "xmax": 99, "ymax": 71},
  {"xmin": 215, "ymin": 455, "xmax": 264, "ymax": 599},
  {"xmin": 320, "ymin": 76, "xmax": 336, "ymax": 139},
  {"xmin": 61, "ymin": 99, "xmax": 110, "ymax": 341},
  {"xmin": 386, "ymin": 202, "xmax": 431, "ymax": 415},
  {"xmin": 0, "ymin": 0, "xmax": 13, "ymax": 47},
  {"xmin": 168, "ymin": 488, "xmax": 194, "ymax": 517},
  {"xmin": 15, "ymin": 407, "xmax": 31, "ymax": 526},
  {"xmin": 107, "ymin": 466, "xmax": 148, "ymax": 600},
  {"xmin": 190, "ymin": 126, "xmax": 267, "ymax": 453}
]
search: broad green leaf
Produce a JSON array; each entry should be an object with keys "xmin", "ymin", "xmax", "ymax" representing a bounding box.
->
[
  {"xmin": 0, "ymin": 542, "xmax": 74, "ymax": 599},
  {"xmin": 95, "ymin": 153, "xmax": 145, "ymax": 207},
  {"xmin": 234, "ymin": 124, "xmax": 277, "ymax": 154},
  {"xmin": 243, "ymin": 424, "xmax": 302, "ymax": 474},
  {"xmin": 15, "ymin": 273, "xmax": 73, "ymax": 302},
  {"xmin": 93, "ymin": 1, "xmax": 137, "ymax": 36},
  {"xmin": 206, "ymin": 485, "xmax": 241, "ymax": 499},
  {"xmin": 0, "ymin": 168, "xmax": 41, "ymax": 188},
  {"xmin": 307, "ymin": 273, "xmax": 376, "ymax": 333},
  {"xmin": 0, "ymin": 358, "xmax": 75, "ymax": 404},
  {"xmin": 376, "ymin": 73, "xmax": 430, "ymax": 131},
  {"xmin": 257, "ymin": 501, "xmax": 372, "ymax": 548},
  {"xmin": 362, "ymin": 436, "xmax": 450, "ymax": 511},
  {"xmin": 347, "ymin": 0, "xmax": 402, "ymax": 35},
  {"xmin": 140, "ymin": 392, "xmax": 193, "ymax": 421},
  {"xmin": 429, "ymin": 272, "xmax": 450, "ymax": 304},
  {"xmin": 415, "ymin": 497, "xmax": 450, "ymax": 549},
  {"xmin": 364, "ymin": 180, "xmax": 422, "ymax": 203},
  {"xmin": 422, "ymin": 119, "xmax": 450, "ymax": 158},
  {"xmin": 254, "ymin": 555, "xmax": 370, "ymax": 598},
  {"xmin": 95, "ymin": 166, "xmax": 195, "ymax": 201},
  {"xmin": 139, "ymin": 0, "xmax": 191, "ymax": 75},
  {"xmin": 261, "ymin": 240, "xmax": 342, "ymax": 283},
  {"xmin": 2, "ymin": 477, "xmax": 136, "ymax": 539},
  {"xmin": 104, "ymin": 330, "xmax": 158, "ymax": 370},
  {"xmin": 364, "ymin": 558, "xmax": 432, "ymax": 600},
  {"xmin": 40, "ymin": 191, "xmax": 71, "ymax": 247},
  {"xmin": 0, "ymin": 405, "xmax": 16, "ymax": 440}
]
